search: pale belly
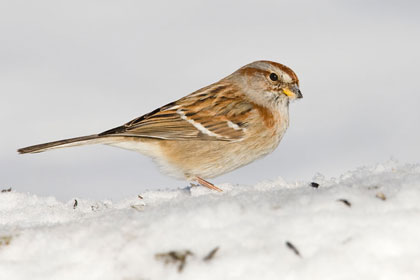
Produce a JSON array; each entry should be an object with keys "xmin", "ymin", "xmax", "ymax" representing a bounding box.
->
[
  {"xmin": 108, "ymin": 104, "xmax": 290, "ymax": 180},
  {"xmin": 157, "ymin": 127, "xmax": 287, "ymax": 179}
]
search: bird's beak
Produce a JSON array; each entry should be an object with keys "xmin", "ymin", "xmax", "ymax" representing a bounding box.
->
[{"xmin": 282, "ymin": 85, "xmax": 303, "ymax": 99}]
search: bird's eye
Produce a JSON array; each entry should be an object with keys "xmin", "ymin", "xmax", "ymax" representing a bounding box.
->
[{"xmin": 269, "ymin": 73, "xmax": 278, "ymax": 81}]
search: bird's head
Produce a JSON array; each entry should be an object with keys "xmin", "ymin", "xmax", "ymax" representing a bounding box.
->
[{"xmin": 227, "ymin": 60, "xmax": 302, "ymax": 107}]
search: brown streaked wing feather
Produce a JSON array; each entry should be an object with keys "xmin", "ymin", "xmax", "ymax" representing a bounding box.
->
[
  {"xmin": 99, "ymin": 82, "xmax": 253, "ymax": 141},
  {"xmin": 99, "ymin": 108, "xmax": 202, "ymax": 140}
]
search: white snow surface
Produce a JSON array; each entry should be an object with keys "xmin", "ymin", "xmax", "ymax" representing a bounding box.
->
[{"xmin": 1, "ymin": 161, "xmax": 420, "ymax": 280}]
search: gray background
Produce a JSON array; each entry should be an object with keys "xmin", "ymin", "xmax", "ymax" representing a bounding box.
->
[{"xmin": 1, "ymin": 0, "xmax": 419, "ymax": 200}]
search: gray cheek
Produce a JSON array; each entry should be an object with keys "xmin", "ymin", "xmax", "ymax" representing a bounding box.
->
[{"xmin": 262, "ymin": 91, "xmax": 280, "ymax": 104}]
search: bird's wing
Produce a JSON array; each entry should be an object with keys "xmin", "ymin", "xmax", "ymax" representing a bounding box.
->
[{"xmin": 99, "ymin": 83, "xmax": 254, "ymax": 141}]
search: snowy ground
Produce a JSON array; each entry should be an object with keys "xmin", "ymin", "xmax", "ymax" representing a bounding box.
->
[{"xmin": 1, "ymin": 161, "xmax": 420, "ymax": 280}]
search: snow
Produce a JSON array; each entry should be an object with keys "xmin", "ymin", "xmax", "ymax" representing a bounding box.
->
[{"xmin": 1, "ymin": 161, "xmax": 420, "ymax": 280}]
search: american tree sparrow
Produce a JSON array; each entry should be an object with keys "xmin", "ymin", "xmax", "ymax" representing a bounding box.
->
[{"xmin": 18, "ymin": 61, "xmax": 302, "ymax": 192}]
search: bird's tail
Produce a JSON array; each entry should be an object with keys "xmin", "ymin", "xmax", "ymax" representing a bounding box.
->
[{"xmin": 18, "ymin": 134, "xmax": 111, "ymax": 154}]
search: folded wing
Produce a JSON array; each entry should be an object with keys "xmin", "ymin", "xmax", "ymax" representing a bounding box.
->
[{"xmin": 99, "ymin": 83, "xmax": 254, "ymax": 141}]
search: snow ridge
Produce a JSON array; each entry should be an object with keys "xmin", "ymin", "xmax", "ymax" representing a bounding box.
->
[{"xmin": 1, "ymin": 161, "xmax": 420, "ymax": 280}]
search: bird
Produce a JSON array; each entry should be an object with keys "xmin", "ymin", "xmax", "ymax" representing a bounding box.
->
[{"xmin": 18, "ymin": 60, "xmax": 302, "ymax": 192}]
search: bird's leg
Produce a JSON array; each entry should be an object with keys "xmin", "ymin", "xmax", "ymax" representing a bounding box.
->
[{"xmin": 194, "ymin": 177, "xmax": 223, "ymax": 192}]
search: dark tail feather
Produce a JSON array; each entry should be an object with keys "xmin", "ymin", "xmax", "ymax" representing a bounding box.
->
[{"xmin": 18, "ymin": 134, "xmax": 104, "ymax": 154}]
